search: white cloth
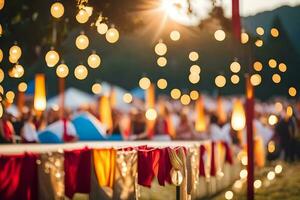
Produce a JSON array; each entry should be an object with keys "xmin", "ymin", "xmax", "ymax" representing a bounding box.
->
[
  {"xmin": 22, "ymin": 122, "xmax": 38, "ymax": 142},
  {"xmin": 210, "ymin": 123, "xmax": 232, "ymax": 144},
  {"xmin": 42, "ymin": 120, "xmax": 77, "ymax": 139}
]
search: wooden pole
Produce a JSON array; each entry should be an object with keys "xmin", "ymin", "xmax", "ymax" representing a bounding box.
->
[
  {"xmin": 59, "ymin": 77, "xmax": 65, "ymax": 119},
  {"xmin": 246, "ymin": 76, "xmax": 254, "ymax": 200}
]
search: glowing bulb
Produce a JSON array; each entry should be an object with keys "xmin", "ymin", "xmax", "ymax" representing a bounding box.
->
[
  {"xmin": 241, "ymin": 156, "xmax": 248, "ymax": 166},
  {"xmin": 74, "ymin": 64, "xmax": 88, "ymax": 80},
  {"xmin": 76, "ymin": 9, "xmax": 89, "ymax": 24},
  {"xmin": 123, "ymin": 93, "xmax": 133, "ymax": 103},
  {"xmin": 56, "ymin": 63, "xmax": 69, "ymax": 78},
  {"xmin": 0, "ymin": 68, "xmax": 4, "ymax": 83},
  {"xmin": 50, "ymin": 2, "xmax": 64, "ymax": 19},
  {"xmin": 271, "ymin": 28, "xmax": 279, "ymax": 37},
  {"xmin": 286, "ymin": 106, "xmax": 293, "ymax": 118},
  {"xmin": 274, "ymin": 165, "xmax": 282, "ymax": 174},
  {"xmin": 45, "ymin": 50, "xmax": 59, "ymax": 67},
  {"xmin": 157, "ymin": 78, "xmax": 167, "ymax": 89},
  {"xmin": 9, "ymin": 45, "xmax": 22, "ymax": 61},
  {"xmin": 180, "ymin": 94, "xmax": 191, "ymax": 105},
  {"xmin": 272, "ymin": 74, "xmax": 281, "ymax": 84},
  {"xmin": 288, "ymin": 87, "xmax": 297, "ymax": 97},
  {"xmin": 253, "ymin": 61, "xmax": 263, "ymax": 72},
  {"xmin": 231, "ymin": 99, "xmax": 246, "ymax": 131},
  {"xmin": 91, "ymin": 83, "xmax": 102, "ymax": 94},
  {"xmin": 105, "ymin": 27, "xmax": 119, "ymax": 43},
  {"xmin": 240, "ymin": 169, "xmax": 248, "ymax": 179},
  {"xmin": 268, "ymin": 59, "xmax": 277, "ymax": 68},
  {"xmin": 214, "ymin": 30, "xmax": 226, "ymax": 41},
  {"xmin": 0, "ymin": 103, "xmax": 2, "ymax": 118},
  {"xmin": 215, "ymin": 75, "xmax": 226, "ymax": 88},
  {"xmin": 274, "ymin": 102, "xmax": 283, "ymax": 113},
  {"xmin": 267, "ymin": 171, "xmax": 275, "ymax": 181},
  {"xmin": 0, "ymin": 48, "xmax": 3, "ymax": 62},
  {"xmin": 190, "ymin": 90, "xmax": 199, "ymax": 100},
  {"xmin": 250, "ymin": 74, "xmax": 262, "ymax": 86},
  {"xmin": 268, "ymin": 140, "xmax": 276, "ymax": 153},
  {"xmin": 256, "ymin": 27, "xmax": 264, "ymax": 35},
  {"xmin": 189, "ymin": 51, "xmax": 199, "ymax": 61},
  {"xmin": 154, "ymin": 41, "xmax": 167, "ymax": 56},
  {"xmin": 0, "ymin": 0, "xmax": 4, "ymax": 10},
  {"xmin": 0, "ymin": 24, "xmax": 2, "ymax": 35},
  {"xmin": 171, "ymin": 88, "xmax": 181, "ymax": 100},
  {"xmin": 6, "ymin": 90, "xmax": 15, "ymax": 101},
  {"xmin": 170, "ymin": 30, "xmax": 180, "ymax": 41},
  {"xmin": 75, "ymin": 34, "xmax": 89, "ymax": 50},
  {"xmin": 230, "ymin": 61, "xmax": 241, "ymax": 73},
  {"xmin": 14, "ymin": 64, "xmax": 25, "ymax": 78},
  {"xmin": 255, "ymin": 39, "xmax": 263, "ymax": 47},
  {"xmin": 268, "ymin": 115, "xmax": 278, "ymax": 126},
  {"xmin": 190, "ymin": 65, "xmax": 201, "ymax": 74},
  {"xmin": 254, "ymin": 180, "xmax": 262, "ymax": 189},
  {"xmin": 225, "ymin": 191, "xmax": 233, "ymax": 200},
  {"xmin": 231, "ymin": 75, "xmax": 240, "ymax": 84},
  {"xmin": 145, "ymin": 108, "xmax": 157, "ymax": 121},
  {"xmin": 241, "ymin": 32, "xmax": 249, "ymax": 44},
  {"xmin": 18, "ymin": 82, "xmax": 27, "ymax": 92},
  {"xmin": 87, "ymin": 53, "xmax": 101, "ymax": 68},
  {"xmin": 157, "ymin": 57, "xmax": 167, "ymax": 67},
  {"xmin": 97, "ymin": 23, "xmax": 108, "ymax": 35},
  {"xmin": 139, "ymin": 77, "xmax": 151, "ymax": 90},
  {"xmin": 189, "ymin": 73, "xmax": 200, "ymax": 84},
  {"xmin": 278, "ymin": 63, "xmax": 287, "ymax": 72}
]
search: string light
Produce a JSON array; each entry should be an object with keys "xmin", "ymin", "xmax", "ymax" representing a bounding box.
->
[
  {"xmin": 189, "ymin": 73, "xmax": 200, "ymax": 84},
  {"xmin": 271, "ymin": 28, "xmax": 279, "ymax": 37},
  {"xmin": 190, "ymin": 90, "xmax": 199, "ymax": 100},
  {"xmin": 0, "ymin": 48, "xmax": 3, "ymax": 62},
  {"xmin": 278, "ymin": 63, "xmax": 287, "ymax": 72},
  {"xmin": 157, "ymin": 57, "xmax": 167, "ymax": 67},
  {"xmin": 214, "ymin": 30, "xmax": 226, "ymax": 41},
  {"xmin": 272, "ymin": 74, "xmax": 281, "ymax": 84},
  {"xmin": 180, "ymin": 94, "xmax": 191, "ymax": 105},
  {"xmin": 56, "ymin": 63, "xmax": 69, "ymax": 78},
  {"xmin": 240, "ymin": 169, "xmax": 248, "ymax": 179},
  {"xmin": 231, "ymin": 75, "xmax": 240, "ymax": 84},
  {"xmin": 97, "ymin": 23, "xmax": 108, "ymax": 35},
  {"xmin": 256, "ymin": 27, "xmax": 264, "ymax": 35},
  {"xmin": 230, "ymin": 61, "xmax": 241, "ymax": 73},
  {"xmin": 274, "ymin": 102, "xmax": 283, "ymax": 113},
  {"xmin": 74, "ymin": 64, "xmax": 88, "ymax": 80},
  {"xmin": 215, "ymin": 75, "xmax": 226, "ymax": 88},
  {"xmin": 0, "ymin": 68, "xmax": 4, "ymax": 83},
  {"xmin": 268, "ymin": 115, "xmax": 278, "ymax": 125},
  {"xmin": 170, "ymin": 88, "xmax": 181, "ymax": 100},
  {"xmin": 76, "ymin": 9, "xmax": 89, "ymax": 24},
  {"xmin": 45, "ymin": 50, "xmax": 60, "ymax": 67},
  {"xmin": 286, "ymin": 106, "xmax": 293, "ymax": 118},
  {"xmin": 170, "ymin": 30, "xmax": 180, "ymax": 41},
  {"xmin": 123, "ymin": 93, "xmax": 133, "ymax": 103},
  {"xmin": 254, "ymin": 180, "xmax": 262, "ymax": 189},
  {"xmin": 250, "ymin": 74, "xmax": 262, "ymax": 86},
  {"xmin": 154, "ymin": 41, "xmax": 167, "ymax": 56},
  {"xmin": 157, "ymin": 78, "xmax": 167, "ymax": 89},
  {"xmin": 6, "ymin": 90, "xmax": 15, "ymax": 101},
  {"xmin": 255, "ymin": 39, "xmax": 263, "ymax": 47},
  {"xmin": 87, "ymin": 53, "xmax": 101, "ymax": 68},
  {"xmin": 253, "ymin": 61, "xmax": 263, "ymax": 72},
  {"xmin": 50, "ymin": 2, "xmax": 64, "ymax": 19},
  {"xmin": 18, "ymin": 82, "xmax": 27, "ymax": 92},
  {"xmin": 189, "ymin": 51, "xmax": 199, "ymax": 61},
  {"xmin": 267, "ymin": 171, "xmax": 275, "ymax": 181},
  {"xmin": 268, "ymin": 59, "xmax": 277, "ymax": 68},
  {"xmin": 274, "ymin": 165, "xmax": 282, "ymax": 174},
  {"xmin": 0, "ymin": 0, "xmax": 4, "ymax": 10},
  {"xmin": 145, "ymin": 108, "xmax": 157, "ymax": 120},
  {"xmin": 241, "ymin": 32, "xmax": 249, "ymax": 44},
  {"xmin": 105, "ymin": 27, "xmax": 120, "ymax": 43},
  {"xmin": 190, "ymin": 65, "xmax": 201, "ymax": 74},
  {"xmin": 288, "ymin": 87, "xmax": 297, "ymax": 97},
  {"xmin": 9, "ymin": 45, "xmax": 22, "ymax": 62},
  {"xmin": 75, "ymin": 33, "xmax": 89, "ymax": 50},
  {"xmin": 268, "ymin": 140, "xmax": 276, "ymax": 153},
  {"xmin": 224, "ymin": 191, "xmax": 233, "ymax": 200},
  {"xmin": 91, "ymin": 83, "xmax": 102, "ymax": 94}
]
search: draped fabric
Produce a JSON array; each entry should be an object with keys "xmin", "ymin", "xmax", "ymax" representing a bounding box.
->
[
  {"xmin": 210, "ymin": 142, "xmax": 216, "ymax": 176},
  {"xmin": 64, "ymin": 148, "xmax": 91, "ymax": 199},
  {"xmin": 93, "ymin": 149, "xmax": 117, "ymax": 188},
  {"xmin": 222, "ymin": 142, "xmax": 233, "ymax": 165},
  {"xmin": 232, "ymin": 0, "xmax": 241, "ymax": 41},
  {"xmin": 199, "ymin": 145, "xmax": 206, "ymax": 177},
  {"xmin": 0, "ymin": 153, "xmax": 38, "ymax": 200}
]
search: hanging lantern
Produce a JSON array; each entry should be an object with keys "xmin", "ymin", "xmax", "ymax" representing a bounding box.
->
[
  {"xmin": 45, "ymin": 50, "xmax": 60, "ymax": 67},
  {"xmin": 99, "ymin": 95, "xmax": 113, "ymax": 132},
  {"xmin": 0, "ymin": 68, "xmax": 4, "ymax": 83},
  {"xmin": 195, "ymin": 96, "xmax": 206, "ymax": 132},
  {"xmin": 0, "ymin": 0, "xmax": 5, "ymax": 10},
  {"xmin": 75, "ymin": 33, "xmax": 89, "ymax": 50},
  {"xmin": 74, "ymin": 64, "xmax": 88, "ymax": 80},
  {"xmin": 97, "ymin": 23, "xmax": 108, "ymax": 35},
  {"xmin": 50, "ymin": 2, "xmax": 64, "ymax": 19},
  {"xmin": 56, "ymin": 63, "xmax": 69, "ymax": 78},
  {"xmin": 231, "ymin": 99, "xmax": 246, "ymax": 131},
  {"xmin": 139, "ymin": 77, "xmax": 151, "ymax": 90},
  {"xmin": 87, "ymin": 53, "xmax": 101, "ymax": 68},
  {"xmin": 76, "ymin": 8, "xmax": 89, "ymax": 24},
  {"xmin": 34, "ymin": 74, "xmax": 47, "ymax": 111},
  {"xmin": 105, "ymin": 27, "xmax": 119, "ymax": 43},
  {"xmin": 154, "ymin": 41, "xmax": 167, "ymax": 56},
  {"xmin": 0, "ymin": 48, "xmax": 3, "ymax": 63},
  {"xmin": 9, "ymin": 45, "xmax": 22, "ymax": 61}
]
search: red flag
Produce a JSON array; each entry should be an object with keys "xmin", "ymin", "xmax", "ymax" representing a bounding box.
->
[{"xmin": 232, "ymin": 0, "xmax": 241, "ymax": 41}]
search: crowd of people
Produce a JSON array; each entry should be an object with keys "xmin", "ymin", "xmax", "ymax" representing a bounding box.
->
[{"xmin": 0, "ymin": 96, "xmax": 299, "ymax": 162}]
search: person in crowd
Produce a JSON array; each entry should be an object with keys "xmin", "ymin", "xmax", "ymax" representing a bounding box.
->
[
  {"xmin": 175, "ymin": 112, "xmax": 196, "ymax": 140},
  {"xmin": 0, "ymin": 113, "xmax": 16, "ymax": 143},
  {"xmin": 21, "ymin": 111, "xmax": 38, "ymax": 143},
  {"xmin": 128, "ymin": 110, "xmax": 148, "ymax": 140},
  {"xmin": 152, "ymin": 103, "xmax": 172, "ymax": 141},
  {"xmin": 209, "ymin": 114, "xmax": 232, "ymax": 144}
]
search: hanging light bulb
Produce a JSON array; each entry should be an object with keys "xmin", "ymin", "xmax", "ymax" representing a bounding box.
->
[
  {"xmin": 145, "ymin": 108, "xmax": 157, "ymax": 121},
  {"xmin": 18, "ymin": 82, "xmax": 27, "ymax": 92},
  {"xmin": 189, "ymin": 73, "xmax": 200, "ymax": 84},
  {"xmin": 180, "ymin": 94, "xmax": 191, "ymax": 105},
  {"xmin": 91, "ymin": 83, "xmax": 102, "ymax": 94},
  {"xmin": 250, "ymin": 74, "xmax": 262, "ymax": 86},
  {"xmin": 97, "ymin": 23, "xmax": 108, "ymax": 35},
  {"xmin": 0, "ymin": 68, "xmax": 4, "ymax": 83},
  {"xmin": 45, "ymin": 50, "xmax": 60, "ymax": 67},
  {"xmin": 87, "ymin": 53, "xmax": 101, "ymax": 68},
  {"xmin": 34, "ymin": 74, "xmax": 47, "ymax": 111},
  {"xmin": 76, "ymin": 8, "xmax": 89, "ymax": 24},
  {"xmin": 170, "ymin": 88, "xmax": 181, "ymax": 100},
  {"xmin": 170, "ymin": 30, "xmax": 180, "ymax": 41},
  {"xmin": 0, "ymin": 0, "xmax": 5, "ymax": 10},
  {"xmin": 0, "ymin": 48, "xmax": 3, "ymax": 63},
  {"xmin": 139, "ymin": 77, "xmax": 151, "ymax": 90},
  {"xmin": 9, "ymin": 45, "xmax": 22, "ymax": 61},
  {"xmin": 231, "ymin": 75, "xmax": 240, "ymax": 84},
  {"xmin": 154, "ymin": 41, "xmax": 167, "ymax": 56},
  {"xmin": 74, "ymin": 64, "xmax": 88, "ymax": 80},
  {"xmin": 189, "ymin": 51, "xmax": 199, "ymax": 61},
  {"xmin": 157, "ymin": 78, "xmax": 167, "ymax": 89},
  {"xmin": 230, "ymin": 61, "xmax": 241, "ymax": 73},
  {"xmin": 56, "ymin": 63, "xmax": 69, "ymax": 78},
  {"xmin": 190, "ymin": 90, "xmax": 199, "ymax": 100},
  {"xmin": 231, "ymin": 99, "xmax": 246, "ymax": 131},
  {"xmin": 105, "ymin": 27, "xmax": 119, "ymax": 43},
  {"xmin": 0, "ymin": 24, "xmax": 2, "ymax": 36},
  {"xmin": 75, "ymin": 33, "xmax": 89, "ymax": 50},
  {"xmin": 241, "ymin": 32, "xmax": 249, "ymax": 44},
  {"xmin": 215, "ymin": 75, "xmax": 226, "ymax": 88},
  {"xmin": 157, "ymin": 57, "xmax": 167, "ymax": 67},
  {"xmin": 123, "ymin": 93, "xmax": 133, "ymax": 103},
  {"xmin": 190, "ymin": 65, "xmax": 201, "ymax": 74},
  {"xmin": 214, "ymin": 30, "xmax": 226, "ymax": 41},
  {"xmin": 50, "ymin": 2, "xmax": 64, "ymax": 19},
  {"xmin": 10, "ymin": 64, "xmax": 24, "ymax": 78}
]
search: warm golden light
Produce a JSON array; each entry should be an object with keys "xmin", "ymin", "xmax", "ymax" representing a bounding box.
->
[
  {"xmin": 45, "ymin": 50, "xmax": 59, "ymax": 67},
  {"xmin": 92, "ymin": 83, "xmax": 102, "ymax": 94},
  {"xmin": 255, "ymin": 39, "xmax": 263, "ymax": 47},
  {"xmin": 272, "ymin": 73, "xmax": 281, "ymax": 84},
  {"xmin": 170, "ymin": 30, "xmax": 180, "ymax": 41},
  {"xmin": 268, "ymin": 59, "xmax": 277, "ymax": 68},
  {"xmin": 18, "ymin": 82, "xmax": 27, "ymax": 92},
  {"xmin": 145, "ymin": 108, "xmax": 157, "ymax": 121},
  {"xmin": 154, "ymin": 41, "xmax": 167, "ymax": 56},
  {"xmin": 10, "ymin": 64, "xmax": 24, "ymax": 78},
  {"xmin": 240, "ymin": 169, "xmax": 248, "ymax": 179},
  {"xmin": 157, "ymin": 78, "xmax": 167, "ymax": 89},
  {"xmin": 76, "ymin": 33, "xmax": 89, "ymax": 50},
  {"xmin": 189, "ymin": 73, "xmax": 200, "ymax": 84},
  {"xmin": 99, "ymin": 96, "xmax": 113, "ymax": 131},
  {"xmin": 274, "ymin": 102, "xmax": 283, "ymax": 113},
  {"xmin": 231, "ymin": 74, "xmax": 240, "ymax": 84},
  {"xmin": 190, "ymin": 90, "xmax": 199, "ymax": 100},
  {"xmin": 180, "ymin": 94, "xmax": 191, "ymax": 105},
  {"xmin": 278, "ymin": 63, "xmax": 287, "ymax": 72},
  {"xmin": 230, "ymin": 61, "xmax": 241, "ymax": 73},
  {"xmin": 157, "ymin": 57, "xmax": 167, "ymax": 67},
  {"xmin": 253, "ymin": 61, "xmax": 263, "ymax": 71},
  {"xmin": 9, "ymin": 45, "xmax": 22, "ymax": 61},
  {"xmin": 195, "ymin": 96, "xmax": 206, "ymax": 131},
  {"xmin": 56, "ymin": 63, "xmax": 69, "ymax": 78},
  {"xmin": 250, "ymin": 74, "xmax": 262, "ymax": 86},
  {"xmin": 0, "ymin": 48, "xmax": 3, "ymax": 62},
  {"xmin": 190, "ymin": 65, "xmax": 201, "ymax": 74},
  {"xmin": 76, "ymin": 9, "xmax": 89, "ymax": 24},
  {"xmin": 123, "ymin": 93, "xmax": 133, "ymax": 103},
  {"xmin": 97, "ymin": 23, "xmax": 108, "ymax": 35},
  {"xmin": 231, "ymin": 99, "xmax": 246, "ymax": 131},
  {"xmin": 87, "ymin": 53, "xmax": 101, "ymax": 68},
  {"xmin": 215, "ymin": 75, "xmax": 226, "ymax": 88},
  {"xmin": 256, "ymin": 27, "xmax": 264, "ymax": 35},
  {"xmin": 170, "ymin": 88, "xmax": 181, "ymax": 100},
  {"xmin": 0, "ymin": 85, "xmax": 3, "ymax": 94},
  {"xmin": 254, "ymin": 180, "xmax": 262, "ymax": 189},
  {"xmin": 225, "ymin": 191, "xmax": 233, "ymax": 200},
  {"xmin": 241, "ymin": 32, "xmax": 249, "ymax": 44},
  {"xmin": 6, "ymin": 90, "xmax": 15, "ymax": 101},
  {"xmin": 271, "ymin": 28, "xmax": 279, "ymax": 37},
  {"xmin": 0, "ymin": 103, "xmax": 3, "ymax": 118},
  {"xmin": 286, "ymin": 106, "xmax": 293, "ymax": 118},
  {"xmin": 214, "ymin": 30, "xmax": 226, "ymax": 41},
  {"xmin": 0, "ymin": 68, "xmax": 4, "ymax": 83},
  {"xmin": 34, "ymin": 74, "xmax": 47, "ymax": 111},
  {"xmin": 74, "ymin": 64, "xmax": 88, "ymax": 80},
  {"xmin": 0, "ymin": 24, "xmax": 2, "ymax": 36},
  {"xmin": 105, "ymin": 27, "xmax": 119, "ymax": 43},
  {"xmin": 274, "ymin": 165, "xmax": 282, "ymax": 174},
  {"xmin": 267, "ymin": 171, "xmax": 275, "ymax": 181},
  {"xmin": 139, "ymin": 77, "xmax": 151, "ymax": 90},
  {"xmin": 288, "ymin": 87, "xmax": 297, "ymax": 97},
  {"xmin": 268, "ymin": 115, "xmax": 278, "ymax": 125},
  {"xmin": 268, "ymin": 140, "xmax": 276, "ymax": 153},
  {"xmin": 0, "ymin": 0, "xmax": 4, "ymax": 10},
  {"xmin": 189, "ymin": 51, "xmax": 199, "ymax": 61},
  {"xmin": 50, "ymin": 2, "xmax": 64, "ymax": 19}
]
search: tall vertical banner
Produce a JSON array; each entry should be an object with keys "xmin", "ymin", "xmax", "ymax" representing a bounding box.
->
[{"xmin": 232, "ymin": 0, "xmax": 241, "ymax": 41}]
